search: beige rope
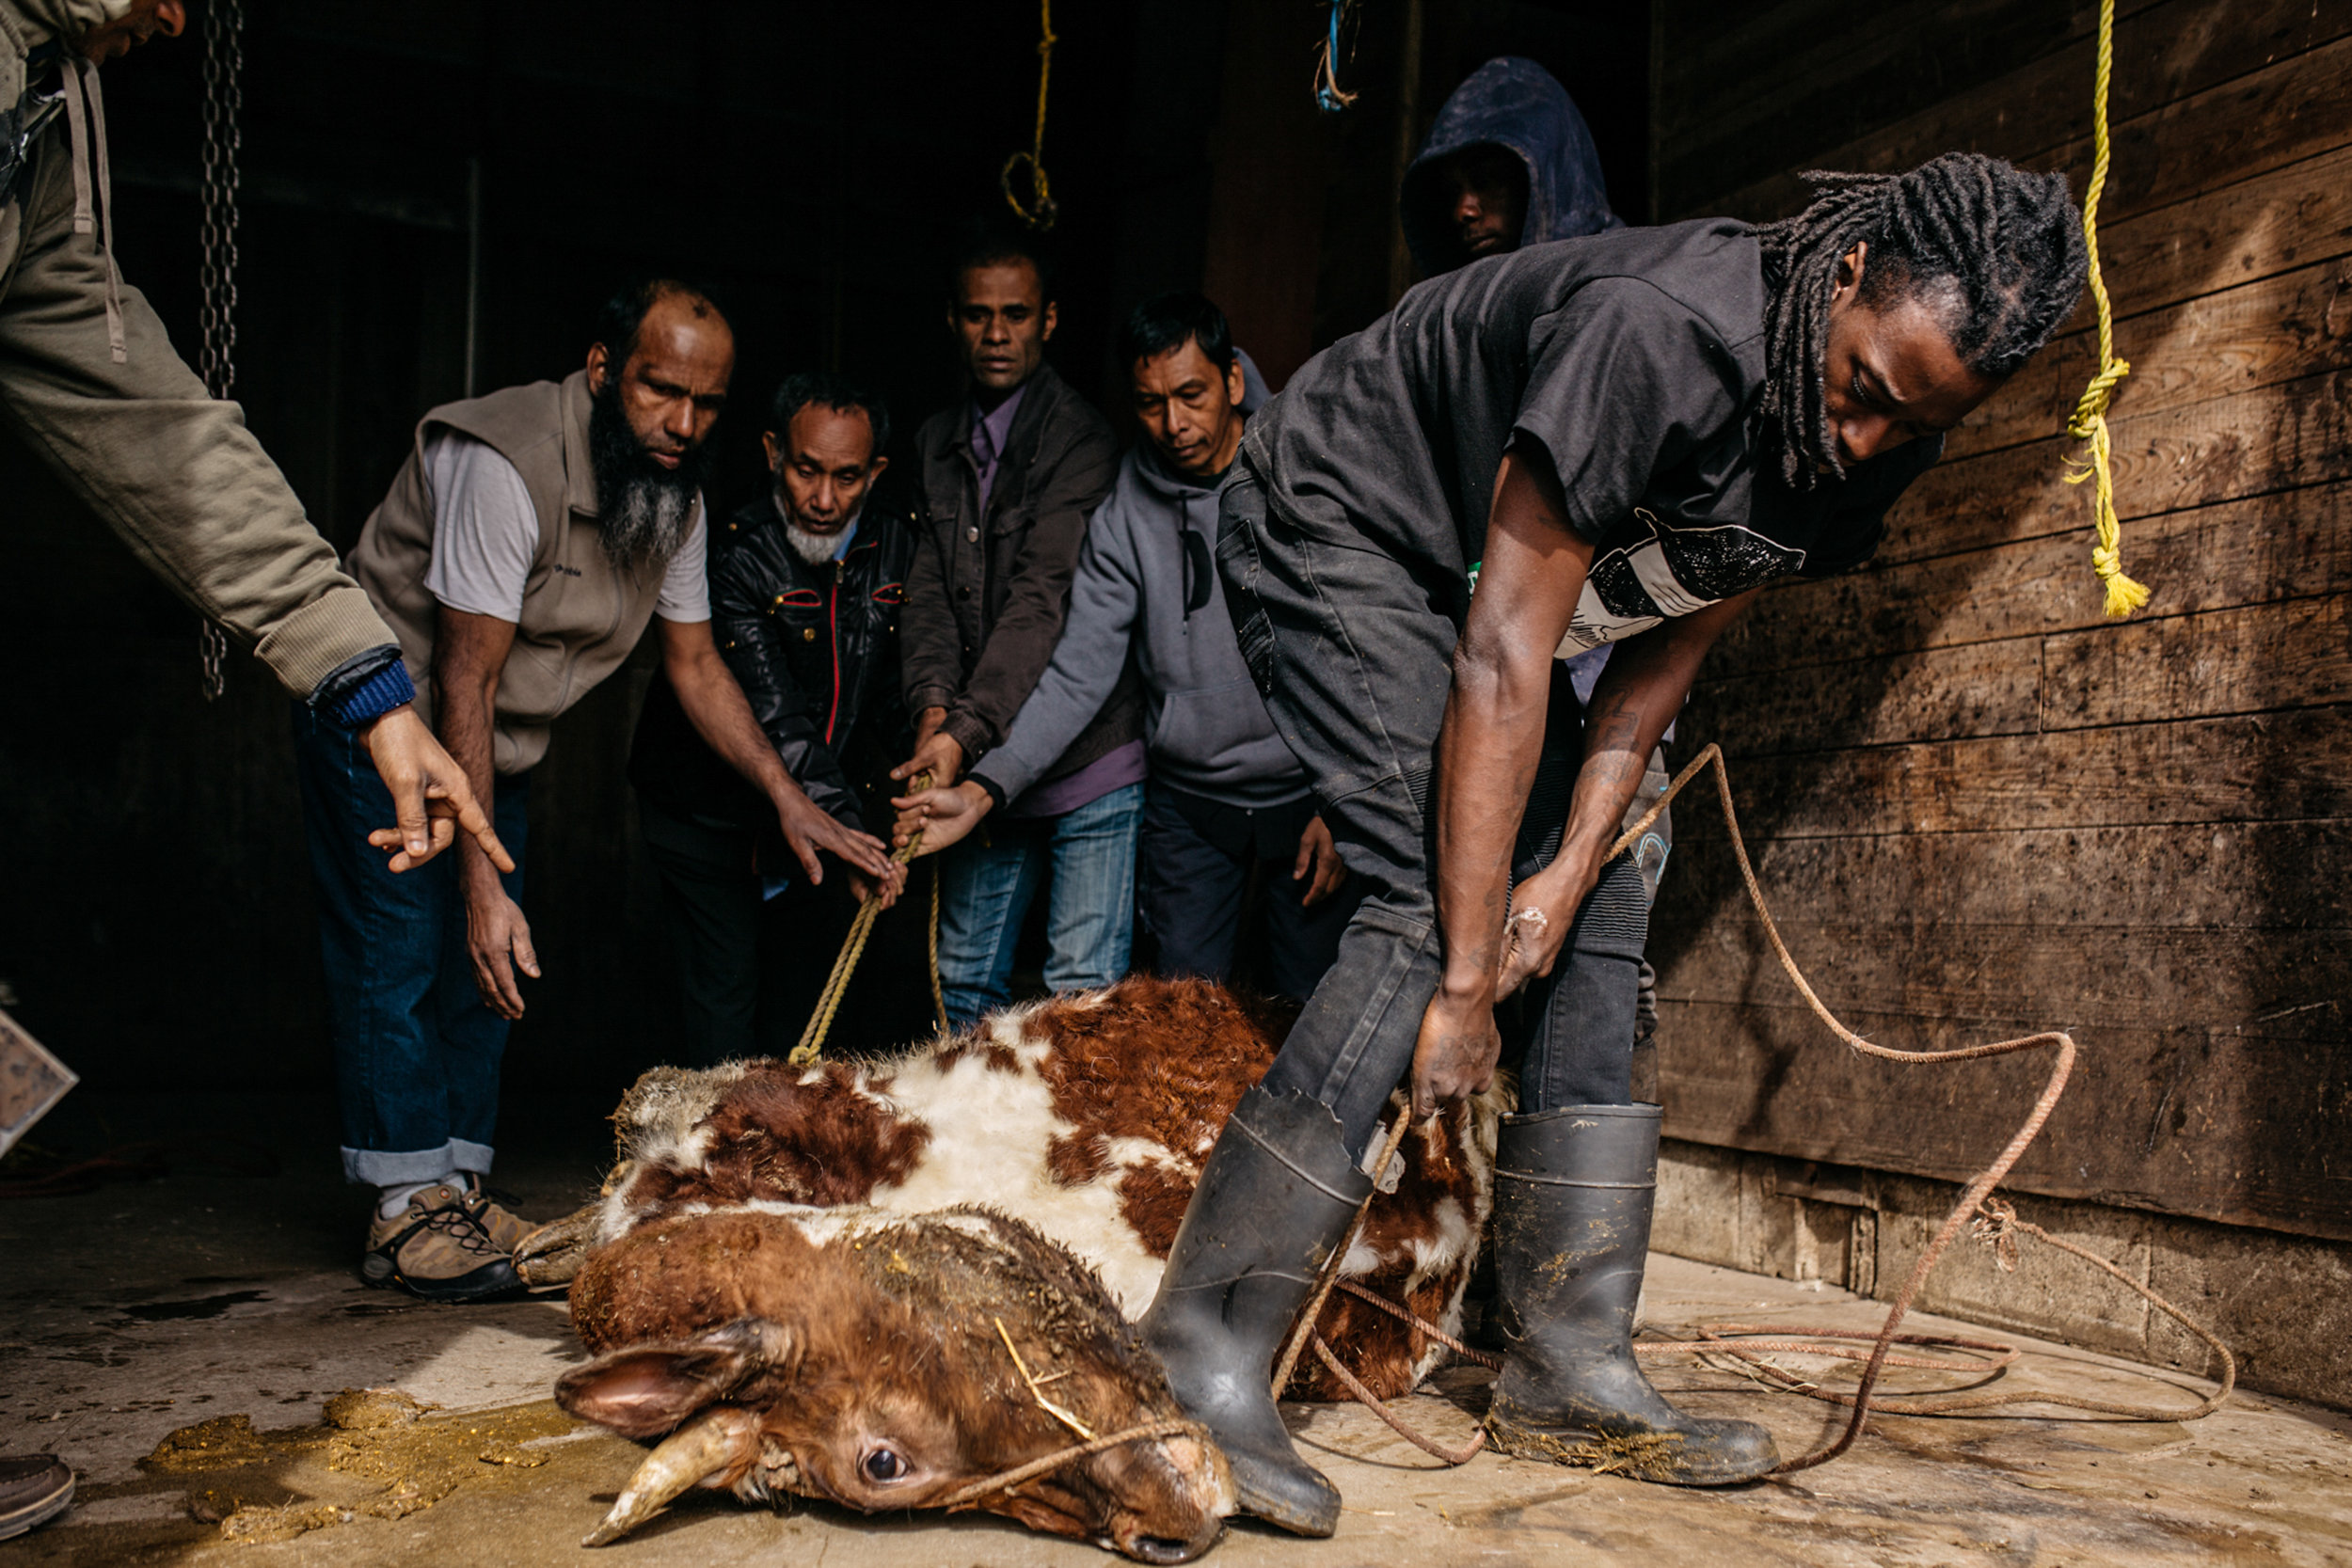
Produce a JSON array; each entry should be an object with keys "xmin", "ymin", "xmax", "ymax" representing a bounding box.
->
[
  {"xmin": 1289, "ymin": 742, "xmax": 2233, "ymax": 1470},
  {"xmin": 789, "ymin": 771, "xmax": 947, "ymax": 1066},
  {"xmin": 937, "ymin": 1418, "xmax": 1204, "ymax": 1512},
  {"xmin": 1604, "ymin": 744, "xmax": 2228, "ymax": 1468}
]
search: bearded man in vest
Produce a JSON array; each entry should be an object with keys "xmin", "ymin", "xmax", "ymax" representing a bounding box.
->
[{"xmin": 296, "ymin": 280, "xmax": 896, "ymax": 1302}]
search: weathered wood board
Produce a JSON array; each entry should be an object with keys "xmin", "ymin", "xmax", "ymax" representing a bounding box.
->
[{"xmin": 1652, "ymin": 0, "xmax": 2352, "ymax": 1239}]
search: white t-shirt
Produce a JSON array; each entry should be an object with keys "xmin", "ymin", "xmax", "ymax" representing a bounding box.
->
[{"xmin": 420, "ymin": 432, "xmax": 709, "ymax": 623}]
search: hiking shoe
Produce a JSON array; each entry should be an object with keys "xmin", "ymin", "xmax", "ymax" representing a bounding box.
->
[
  {"xmin": 0, "ymin": 1454, "xmax": 73, "ymax": 1540},
  {"xmin": 459, "ymin": 1179, "xmax": 537, "ymax": 1255},
  {"xmin": 361, "ymin": 1183, "xmax": 522, "ymax": 1303}
]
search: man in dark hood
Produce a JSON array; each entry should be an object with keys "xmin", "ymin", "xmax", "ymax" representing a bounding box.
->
[
  {"xmin": 1403, "ymin": 56, "xmax": 1671, "ymax": 1051},
  {"xmin": 1399, "ymin": 55, "xmax": 1620, "ymax": 277}
]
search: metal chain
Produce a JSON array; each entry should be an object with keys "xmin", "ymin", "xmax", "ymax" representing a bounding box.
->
[{"xmin": 195, "ymin": 0, "xmax": 244, "ymax": 702}]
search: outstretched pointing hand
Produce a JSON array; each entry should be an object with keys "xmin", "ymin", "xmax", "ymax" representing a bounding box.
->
[{"xmin": 360, "ymin": 706, "xmax": 514, "ymax": 874}]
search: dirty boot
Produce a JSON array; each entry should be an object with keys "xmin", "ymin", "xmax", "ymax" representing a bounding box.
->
[
  {"xmin": 1140, "ymin": 1086, "xmax": 1372, "ymax": 1537},
  {"xmin": 459, "ymin": 1176, "xmax": 537, "ymax": 1255},
  {"xmin": 0, "ymin": 1455, "xmax": 72, "ymax": 1540},
  {"xmin": 1486, "ymin": 1104, "xmax": 1778, "ymax": 1485},
  {"xmin": 362, "ymin": 1182, "xmax": 523, "ymax": 1303}
]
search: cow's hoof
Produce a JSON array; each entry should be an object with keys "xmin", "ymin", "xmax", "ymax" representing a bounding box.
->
[{"xmin": 512, "ymin": 1202, "xmax": 599, "ymax": 1289}]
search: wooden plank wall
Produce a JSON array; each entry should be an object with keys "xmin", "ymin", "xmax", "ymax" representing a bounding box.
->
[{"xmin": 1648, "ymin": 0, "xmax": 2352, "ymax": 1241}]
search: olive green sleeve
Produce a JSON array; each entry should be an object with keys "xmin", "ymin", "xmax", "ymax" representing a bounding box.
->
[{"xmin": 0, "ymin": 122, "xmax": 394, "ymax": 699}]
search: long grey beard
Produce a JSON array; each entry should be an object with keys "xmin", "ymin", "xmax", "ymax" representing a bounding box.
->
[{"xmin": 601, "ymin": 475, "xmax": 696, "ymax": 571}]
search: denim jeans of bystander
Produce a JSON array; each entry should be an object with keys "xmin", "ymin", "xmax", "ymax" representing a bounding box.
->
[
  {"xmin": 291, "ymin": 703, "xmax": 530, "ymax": 1186},
  {"xmin": 934, "ymin": 781, "xmax": 1144, "ymax": 1029}
]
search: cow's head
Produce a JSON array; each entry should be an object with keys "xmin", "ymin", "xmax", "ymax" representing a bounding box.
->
[{"xmin": 558, "ymin": 1204, "xmax": 1231, "ymax": 1562}]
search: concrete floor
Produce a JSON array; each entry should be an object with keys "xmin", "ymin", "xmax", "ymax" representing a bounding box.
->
[{"xmin": 3, "ymin": 1092, "xmax": 2345, "ymax": 1567}]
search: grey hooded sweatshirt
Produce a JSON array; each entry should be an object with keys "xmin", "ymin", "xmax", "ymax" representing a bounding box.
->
[{"xmin": 970, "ymin": 356, "xmax": 1304, "ymax": 811}]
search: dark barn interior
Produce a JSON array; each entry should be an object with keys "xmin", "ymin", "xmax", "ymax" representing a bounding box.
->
[{"xmin": 2, "ymin": 0, "xmax": 2348, "ymax": 1561}]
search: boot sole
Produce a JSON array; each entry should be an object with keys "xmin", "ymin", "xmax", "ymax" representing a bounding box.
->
[
  {"xmin": 1486, "ymin": 1413, "xmax": 1776, "ymax": 1486},
  {"xmin": 361, "ymin": 1259, "xmax": 525, "ymax": 1304},
  {"xmin": 0, "ymin": 1478, "xmax": 73, "ymax": 1541}
]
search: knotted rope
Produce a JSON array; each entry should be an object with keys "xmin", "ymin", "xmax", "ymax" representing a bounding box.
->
[
  {"xmin": 999, "ymin": 0, "xmax": 1058, "ymax": 230},
  {"xmin": 1266, "ymin": 743, "xmax": 2232, "ymax": 1472},
  {"xmin": 788, "ymin": 771, "xmax": 947, "ymax": 1066},
  {"xmin": 2064, "ymin": 0, "xmax": 2151, "ymax": 619}
]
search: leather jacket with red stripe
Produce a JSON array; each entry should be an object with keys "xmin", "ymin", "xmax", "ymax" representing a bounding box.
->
[{"xmin": 628, "ymin": 489, "xmax": 919, "ymax": 847}]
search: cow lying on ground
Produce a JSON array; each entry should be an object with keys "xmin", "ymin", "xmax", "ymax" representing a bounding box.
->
[
  {"xmin": 525, "ymin": 976, "xmax": 1508, "ymax": 1403},
  {"xmin": 558, "ymin": 1201, "xmax": 1231, "ymax": 1561}
]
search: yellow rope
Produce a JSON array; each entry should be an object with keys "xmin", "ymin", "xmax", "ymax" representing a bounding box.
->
[
  {"xmin": 999, "ymin": 0, "xmax": 1058, "ymax": 230},
  {"xmin": 2064, "ymin": 0, "xmax": 2150, "ymax": 619},
  {"xmin": 788, "ymin": 771, "xmax": 948, "ymax": 1067}
]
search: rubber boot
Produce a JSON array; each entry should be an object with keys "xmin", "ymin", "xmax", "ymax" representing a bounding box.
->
[
  {"xmin": 1486, "ymin": 1104, "xmax": 1779, "ymax": 1484},
  {"xmin": 1140, "ymin": 1086, "xmax": 1372, "ymax": 1537}
]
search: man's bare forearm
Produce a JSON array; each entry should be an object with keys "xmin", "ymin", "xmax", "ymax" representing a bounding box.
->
[
  {"xmin": 1552, "ymin": 593, "xmax": 1759, "ymax": 882},
  {"xmin": 430, "ymin": 666, "xmax": 501, "ymax": 897},
  {"xmin": 1433, "ymin": 645, "xmax": 1553, "ymax": 1002},
  {"xmin": 1433, "ymin": 449, "xmax": 1596, "ymax": 1005}
]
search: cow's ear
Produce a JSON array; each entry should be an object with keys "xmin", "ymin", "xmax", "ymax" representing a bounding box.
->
[{"xmin": 556, "ymin": 1318, "xmax": 793, "ymax": 1439}]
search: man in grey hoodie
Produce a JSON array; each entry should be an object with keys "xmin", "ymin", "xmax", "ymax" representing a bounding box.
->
[{"xmin": 894, "ymin": 293, "xmax": 1354, "ymax": 1002}]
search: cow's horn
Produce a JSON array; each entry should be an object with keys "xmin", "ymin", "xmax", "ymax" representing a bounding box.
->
[{"xmin": 582, "ymin": 1404, "xmax": 760, "ymax": 1547}]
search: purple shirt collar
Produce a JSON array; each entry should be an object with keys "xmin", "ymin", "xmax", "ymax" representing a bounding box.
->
[{"xmin": 970, "ymin": 379, "xmax": 1030, "ymax": 510}]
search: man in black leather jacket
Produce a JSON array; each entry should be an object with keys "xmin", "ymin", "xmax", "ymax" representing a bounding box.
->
[{"xmin": 628, "ymin": 372, "xmax": 922, "ymax": 1063}]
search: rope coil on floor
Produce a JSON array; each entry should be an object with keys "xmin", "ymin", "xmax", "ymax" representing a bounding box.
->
[{"xmin": 1276, "ymin": 743, "xmax": 2233, "ymax": 1471}]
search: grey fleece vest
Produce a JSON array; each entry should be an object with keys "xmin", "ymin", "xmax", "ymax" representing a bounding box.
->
[{"xmin": 350, "ymin": 370, "xmax": 675, "ymax": 775}]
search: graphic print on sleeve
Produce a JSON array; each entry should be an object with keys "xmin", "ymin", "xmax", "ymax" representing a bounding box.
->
[{"xmin": 1562, "ymin": 507, "xmax": 1805, "ymax": 653}]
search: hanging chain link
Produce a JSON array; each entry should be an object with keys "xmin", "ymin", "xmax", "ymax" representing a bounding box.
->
[{"xmin": 195, "ymin": 0, "xmax": 244, "ymax": 702}]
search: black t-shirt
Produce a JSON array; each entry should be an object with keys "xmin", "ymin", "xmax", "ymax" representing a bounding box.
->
[{"xmin": 1242, "ymin": 218, "xmax": 1939, "ymax": 649}]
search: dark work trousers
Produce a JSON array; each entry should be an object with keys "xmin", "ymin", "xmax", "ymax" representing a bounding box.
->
[
  {"xmin": 1217, "ymin": 469, "xmax": 1668, "ymax": 1162},
  {"xmin": 1138, "ymin": 783, "xmax": 1364, "ymax": 1003},
  {"xmin": 639, "ymin": 798, "xmax": 935, "ymax": 1066}
]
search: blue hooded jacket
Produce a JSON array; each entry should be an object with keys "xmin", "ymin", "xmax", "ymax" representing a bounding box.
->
[{"xmin": 1399, "ymin": 56, "xmax": 1620, "ymax": 277}]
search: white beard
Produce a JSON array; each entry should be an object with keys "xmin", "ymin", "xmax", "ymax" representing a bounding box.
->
[{"xmin": 775, "ymin": 493, "xmax": 863, "ymax": 566}]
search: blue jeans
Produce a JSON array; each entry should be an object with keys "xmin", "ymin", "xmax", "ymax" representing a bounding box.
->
[
  {"xmin": 1137, "ymin": 784, "xmax": 1361, "ymax": 1003},
  {"xmin": 292, "ymin": 704, "xmax": 530, "ymax": 1186},
  {"xmin": 935, "ymin": 781, "xmax": 1143, "ymax": 1030}
]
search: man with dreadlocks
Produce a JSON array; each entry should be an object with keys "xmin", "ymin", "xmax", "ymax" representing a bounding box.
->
[{"xmin": 1136, "ymin": 153, "xmax": 2088, "ymax": 1533}]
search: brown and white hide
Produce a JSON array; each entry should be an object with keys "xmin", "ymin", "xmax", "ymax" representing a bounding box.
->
[
  {"xmin": 539, "ymin": 976, "xmax": 1507, "ymax": 1402},
  {"xmin": 558, "ymin": 1202, "xmax": 1231, "ymax": 1561}
]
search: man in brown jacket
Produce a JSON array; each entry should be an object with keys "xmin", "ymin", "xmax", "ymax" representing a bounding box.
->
[
  {"xmin": 893, "ymin": 226, "xmax": 1137, "ymax": 1028},
  {"xmin": 304, "ymin": 281, "xmax": 893, "ymax": 1303},
  {"xmin": 0, "ymin": 0, "xmax": 499, "ymax": 873}
]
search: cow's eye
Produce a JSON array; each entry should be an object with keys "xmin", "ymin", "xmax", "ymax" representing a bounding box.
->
[{"xmin": 861, "ymin": 1445, "xmax": 909, "ymax": 1484}]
